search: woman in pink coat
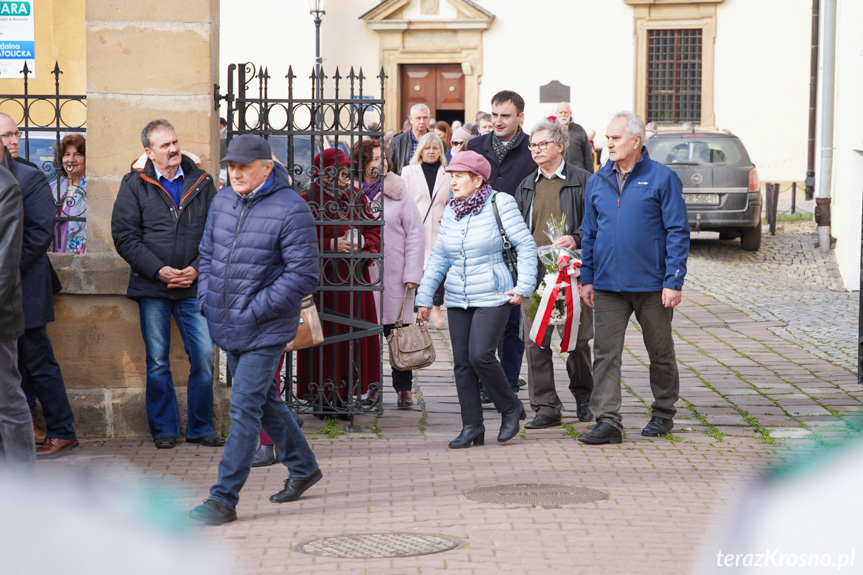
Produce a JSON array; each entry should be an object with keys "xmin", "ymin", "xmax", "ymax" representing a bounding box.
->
[
  {"xmin": 400, "ymin": 132, "xmax": 451, "ymax": 327},
  {"xmin": 356, "ymin": 140, "xmax": 425, "ymax": 408}
]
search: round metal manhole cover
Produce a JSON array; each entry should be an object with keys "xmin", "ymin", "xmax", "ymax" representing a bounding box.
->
[
  {"xmin": 464, "ymin": 483, "xmax": 607, "ymax": 507},
  {"xmin": 295, "ymin": 533, "xmax": 460, "ymax": 558}
]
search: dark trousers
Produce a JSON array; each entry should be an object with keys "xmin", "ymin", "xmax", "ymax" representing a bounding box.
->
[
  {"xmin": 18, "ymin": 326, "xmax": 76, "ymax": 439},
  {"xmin": 383, "ymin": 324, "xmax": 413, "ymax": 392},
  {"xmin": 522, "ymin": 301, "xmax": 593, "ymax": 417},
  {"xmin": 448, "ymin": 304, "xmax": 520, "ymax": 427},
  {"xmin": 498, "ymin": 305, "xmax": 523, "ymax": 393},
  {"xmin": 590, "ymin": 291, "xmax": 679, "ymax": 431},
  {"xmin": 432, "ymin": 276, "xmax": 446, "ymax": 307},
  {"xmin": 0, "ymin": 338, "xmax": 35, "ymax": 469}
]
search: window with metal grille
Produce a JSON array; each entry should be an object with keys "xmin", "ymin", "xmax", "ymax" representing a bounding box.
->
[{"xmin": 647, "ymin": 29, "xmax": 702, "ymax": 124}]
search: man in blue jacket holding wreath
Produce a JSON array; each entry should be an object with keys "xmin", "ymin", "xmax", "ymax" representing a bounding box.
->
[{"xmin": 578, "ymin": 112, "xmax": 690, "ymax": 445}]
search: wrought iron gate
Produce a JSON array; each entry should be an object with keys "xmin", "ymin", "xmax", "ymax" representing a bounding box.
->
[
  {"xmin": 0, "ymin": 61, "xmax": 87, "ymax": 229},
  {"xmin": 217, "ymin": 63, "xmax": 386, "ymax": 422}
]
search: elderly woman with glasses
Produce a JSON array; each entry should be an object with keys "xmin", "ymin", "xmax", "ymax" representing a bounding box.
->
[
  {"xmin": 416, "ymin": 151, "xmax": 537, "ymax": 449},
  {"xmin": 51, "ymin": 134, "xmax": 87, "ymax": 253}
]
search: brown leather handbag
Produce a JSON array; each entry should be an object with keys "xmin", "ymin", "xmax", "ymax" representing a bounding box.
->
[
  {"xmin": 387, "ymin": 286, "xmax": 436, "ymax": 370},
  {"xmin": 285, "ymin": 295, "xmax": 324, "ymax": 352}
]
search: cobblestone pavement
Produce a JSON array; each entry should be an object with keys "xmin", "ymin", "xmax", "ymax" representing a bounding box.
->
[
  {"xmin": 687, "ymin": 220, "xmax": 857, "ymax": 372},
  {"xmin": 32, "ymin": 224, "xmax": 862, "ymax": 574}
]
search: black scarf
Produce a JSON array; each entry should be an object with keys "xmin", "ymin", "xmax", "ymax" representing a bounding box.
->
[{"xmin": 491, "ymin": 126, "xmax": 523, "ymax": 164}]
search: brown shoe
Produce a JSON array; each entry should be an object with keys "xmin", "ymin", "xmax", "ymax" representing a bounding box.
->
[
  {"xmin": 397, "ymin": 390, "xmax": 413, "ymax": 408},
  {"xmin": 362, "ymin": 389, "xmax": 379, "ymax": 407},
  {"xmin": 31, "ymin": 410, "xmax": 46, "ymax": 445},
  {"xmin": 36, "ymin": 438, "xmax": 80, "ymax": 459}
]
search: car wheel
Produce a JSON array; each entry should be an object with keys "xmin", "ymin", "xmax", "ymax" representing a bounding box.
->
[{"xmin": 740, "ymin": 219, "xmax": 762, "ymax": 251}]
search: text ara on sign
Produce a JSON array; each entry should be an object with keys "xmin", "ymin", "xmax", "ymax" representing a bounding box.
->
[{"xmin": 0, "ymin": 2, "xmax": 30, "ymax": 16}]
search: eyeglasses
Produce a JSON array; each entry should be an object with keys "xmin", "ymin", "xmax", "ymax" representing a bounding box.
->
[
  {"xmin": 528, "ymin": 140, "xmax": 555, "ymax": 152},
  {"xmin": 451, "ymin": 140, "xmax": 465, "ymax": 146},
  {"xmin": 0, "ymin": 131, "xmax": 21, "ymax": 141}
]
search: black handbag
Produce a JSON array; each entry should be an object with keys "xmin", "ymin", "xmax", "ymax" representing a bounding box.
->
[{"xmin": 491, "ymin": 194, "xmax": 518, "ymax": 285}]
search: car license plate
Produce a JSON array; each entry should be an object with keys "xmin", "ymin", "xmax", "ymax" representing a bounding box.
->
[{"xmin": 684, "ymin": 194, "xmax": 719, "ymax": 205}]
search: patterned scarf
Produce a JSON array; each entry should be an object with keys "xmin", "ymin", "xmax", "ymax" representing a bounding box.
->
[
  {"xmin": 362, "ymin": 178, "xmax": 382, "ymax": 200},
  {"xmin": 491, "ymin": 126, "xmax": 524, "ymax": 163},
  {"xmin": 450, "ymin": 184, "xmax": 492, "ymax": 221}
]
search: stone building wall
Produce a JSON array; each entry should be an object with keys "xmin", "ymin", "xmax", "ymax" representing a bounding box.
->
[{"xmin": 43, "ymin": 0, "xmax": 228, "ymax": 438}]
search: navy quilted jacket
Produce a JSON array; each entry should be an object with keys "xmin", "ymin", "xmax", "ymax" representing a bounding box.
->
[{"xmin": 197, "ymin": 163, "xmax": 319, "ymax": 352}]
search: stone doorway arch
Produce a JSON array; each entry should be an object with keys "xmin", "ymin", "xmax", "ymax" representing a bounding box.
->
[{"xmin": 360, "ymin": 0, "xmax": 494, "ymax": 131}]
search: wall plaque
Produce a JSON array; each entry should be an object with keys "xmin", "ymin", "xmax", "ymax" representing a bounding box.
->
[{"xmin": 539, "ymin": 80, "xmax": 570, "ymax": 104}]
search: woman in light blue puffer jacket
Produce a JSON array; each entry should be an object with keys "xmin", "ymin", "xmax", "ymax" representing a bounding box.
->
[{"xmin": 416, "ymin": 151, "xmax": 537, "ymax": 449}]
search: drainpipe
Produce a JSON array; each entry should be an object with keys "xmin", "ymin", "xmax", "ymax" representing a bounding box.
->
[
  {"xmin": 804, "ymin": 0, "xmax": 819, "ymax": 201},
  {"xmin": 815, "ymin": 0, "xmax": 837, "ymax": 253}
]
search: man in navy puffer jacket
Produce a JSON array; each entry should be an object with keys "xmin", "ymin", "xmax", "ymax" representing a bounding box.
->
[
  {"xmin": 191, "ymin": 136, "xmax": 322, "ymax": 525},
  {"xmin": 578, "ymin": 112, "xmax": 690, "ymax": 445}
]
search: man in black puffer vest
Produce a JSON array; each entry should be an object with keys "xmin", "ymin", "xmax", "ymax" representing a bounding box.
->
[{"xmin": 112, "ymin": 119, "xmax": 221, "ymax": 450}]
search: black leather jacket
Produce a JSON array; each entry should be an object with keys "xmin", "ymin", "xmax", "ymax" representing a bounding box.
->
[
  {"xmin": 0, "ymin": 164, "xmax": 24, "ymax": 342},
  {"xmin": 389, "ymin": 130, "xmax": 417, "ymax": 175}
]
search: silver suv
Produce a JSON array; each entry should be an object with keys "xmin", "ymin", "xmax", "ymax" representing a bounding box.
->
[{"xmin": 645, "ymin": 129, "xmax": 762, "ymax": 251}]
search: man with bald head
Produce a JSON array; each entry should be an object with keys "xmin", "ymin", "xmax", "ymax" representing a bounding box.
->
[
  {"xmin": 389, "ymin": 103, "xmax": 431, "ymax": 174},
  {"xmin": 555, "ymin": 103, "xmax": 593, "ymax": 173}
]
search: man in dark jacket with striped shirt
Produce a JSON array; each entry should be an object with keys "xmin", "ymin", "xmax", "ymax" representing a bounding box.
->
[
  {"xmin": 190, "ymin": 135, "xmax": 321, "ymax": 525},
  {"xmin": 112, "ymin": 119, "xmax": 222, "ymax": 450}
]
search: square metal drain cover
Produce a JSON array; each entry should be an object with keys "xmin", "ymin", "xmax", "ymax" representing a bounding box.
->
[
  {"xmin": 295, "ymin": 533, "xmax": 460, "ymax": 558},
  {"xmin": 464, "ymin": 483, "xmax": 607, "ymax": 506}
]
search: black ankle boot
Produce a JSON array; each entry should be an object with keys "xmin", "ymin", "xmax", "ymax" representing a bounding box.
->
[
  {"xmin": 448, "ymin": 425, "xmax": 486, "ymax": 449},
  {"xmin": 498, "ymin": 402, "xmax": 526, "ymax": 443}
]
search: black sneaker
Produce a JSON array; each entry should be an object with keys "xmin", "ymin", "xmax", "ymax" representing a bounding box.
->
[
  {"xmin": 575, "ymin": 399, "xmax": 593, "ymax": 422},
  {"xmin": 189, "ymin": 499, "xmax": 237, "ymax": 525},
  {"xmin": 642, "ymin": 416, "xmax": 674, "ymax": 437},
  {"xmin": 154, "ymin": 436, "xmax": 177, "ymax": 449},
  {"xmin": 186, "ymin": 435, "xmax": 226, "ymax": 447},
  {"xmin": 577, "ymin": 421, "xmax": 623, "ymax": 445},
  {"xmin": 251, "ymin": 444, "xmax": 279, "ymax": 467},
  {"xmin": 270, "ymin": 468, "xmax": 323, "ymax": 504}
]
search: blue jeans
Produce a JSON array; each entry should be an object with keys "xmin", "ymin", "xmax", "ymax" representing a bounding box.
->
[
  {"xmin": 137, "ymin": 297, "xmax": 215, "ymax": 440},
  {"xmin": 209, "ymin": 344, "xmax": 318, "ymax": 510},
  {"xmin": 498, "ymin": 305, "xmax": 524, "ymax": 393}
]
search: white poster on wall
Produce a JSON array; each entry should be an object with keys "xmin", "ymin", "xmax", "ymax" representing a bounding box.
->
[{"xmin": 0, "ymin": 1, "xmax": 34, "ymax": 79}]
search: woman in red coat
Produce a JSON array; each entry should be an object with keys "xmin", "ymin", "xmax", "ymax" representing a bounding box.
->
[{"xmin": 296, "ymin": 148, "xmax": 381, "ymax": 412}]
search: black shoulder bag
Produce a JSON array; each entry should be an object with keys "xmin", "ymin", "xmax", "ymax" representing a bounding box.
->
[{"xmin": 490, "ymin": 194, "xmax": 519, "ymax": 285}]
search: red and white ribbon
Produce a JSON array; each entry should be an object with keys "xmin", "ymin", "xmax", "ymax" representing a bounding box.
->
[{"xmin": 529, "ymin": 254, "xmax": 581, "ymax": 351}]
